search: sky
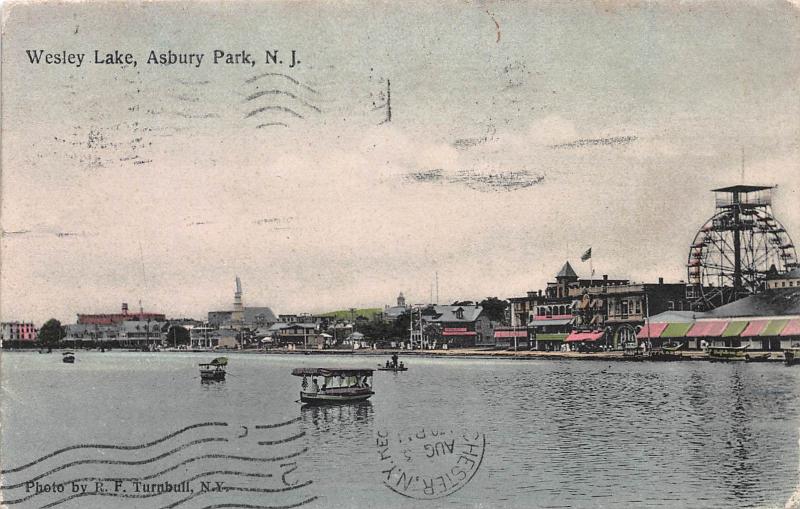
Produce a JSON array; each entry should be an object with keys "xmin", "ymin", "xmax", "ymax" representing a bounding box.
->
[{"xmin": 1, "ymin": 0, "xmax": 799, "ymax": 324}]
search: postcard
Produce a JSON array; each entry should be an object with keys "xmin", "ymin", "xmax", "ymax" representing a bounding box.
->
[{"xmin": 2, "ymin": 1, "xmax": 799, "ymax": 508}]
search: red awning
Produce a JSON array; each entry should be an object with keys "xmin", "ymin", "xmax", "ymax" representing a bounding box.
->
[
  {"xmin": 780, "ymin": 318, "xmax": 800, "ymax": 337},
  {"xmin": 686, "ymin": 321, "xmax": 729, "ymax": 337},
  {"xmin": 494, "ymin": 330, "xmax": 528, "ymax": 338},
  {"xmin": 741, "ymin": 320, "xmax": 769, "ymax": 337},
  {"xmin": 636, "ymin": 322, "xmax": 668, "ymax": 339},
  {"xmin": 443, "ymin": 328, "xmax": 476, "ymax": 336},
  {"xmin": 565, "ymin": 331, "xmax": 604, "ymax": 342}
]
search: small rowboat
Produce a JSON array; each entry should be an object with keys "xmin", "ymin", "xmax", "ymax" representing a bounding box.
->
[
  {"xmin": 62, "ymin": 351, "xmax": 75, "ymax": 364},
  {"xmin": 377, "ymin": 365, "xmax": 408, "ymax": 372},
  {"xmin": 199, "ymin": 357, "xmax": 227, "ymax": 381},
  {"xmin": 291, "ymin": 367, "xmax": 374, "ymax": 405}
]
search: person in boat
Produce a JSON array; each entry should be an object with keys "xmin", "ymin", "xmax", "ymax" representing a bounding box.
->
[
  {"xmin": 391, "ymin": 352, "xmax": 398, "ymax": 368},
  {"xmin": 310, "ymin": 378, "xmax": 319, "ymax": 394},
  {"xmin": 385, "ymin": 360, "xmax": 391, "ymax": 368},
  {"xmin": 399, "ymin": 361, "xmax": 404, "ymax": 369}
]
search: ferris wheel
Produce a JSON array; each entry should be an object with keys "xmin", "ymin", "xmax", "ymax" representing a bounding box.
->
[{"xmin": 687, "ymin": 185, "xmax": 798, "ymax": 310}]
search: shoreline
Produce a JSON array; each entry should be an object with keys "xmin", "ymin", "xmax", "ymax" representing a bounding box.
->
[{"xmin": 5, "ymin": 347, "xmax": 790, "ymax": 363}]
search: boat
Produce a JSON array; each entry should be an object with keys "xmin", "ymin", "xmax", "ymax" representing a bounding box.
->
[
  {"xmin": 378, "ymin": 352, "xmax": 407, "ymax": 371},
  {"xmin": 705, "ymin": 345, "xmax": 749, "ymax": 362},
  {"xmin": 649, "ymin": 342, "xmax": 684, "ymax": 362},
  {"xmin": 744, "ymin": 352, "xmax": 772, "ymax": 363},
  {"xmin": 199, "ymin": 357, "xmax": 227, "ymax": 381},
  {"xmin": 291, "ymin": 367, "xmax": 374, "ymax": 405},
  {"xmin": 62, "ymin": 351, "xmax": 75, "ymax": 363},
  {"xmin": 377, "ymin": 364, "xmax": 408, "ymax": 371},
  {"xmin": 784, "ymin": 348, "xmax": 800, "ymax": 366}
]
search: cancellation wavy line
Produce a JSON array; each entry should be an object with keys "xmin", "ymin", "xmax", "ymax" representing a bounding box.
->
[
  {"xmin": 0, "ymin": 422, "xmax": 228, "ymax": 475},
  {"xmin": 244, "ymin": 106, "xmax": 305, "ymax": 120},
  {"xmin": 0, "ymin": 438, "xmax": 229, "ymax": 490},
  {"xmin": 244, "ymin": 73, "xmax": 319, "ymax": 95},
  {"xmin": 183, "ymin": 496, "xmax": 318, "ymax": 509},
  {"xmin": 244, "ymin": 90, "xmax": 321, "ymax": 113},
  {"xmin": 159, "ymin": 487, "xmax": 316, "ymax": 509},
  {"xmin": 38, "ymin": 474, "xmax": 313, "ymax": 508},
  {"xmin": 2, "ymin": 448, "xmax": 309, "ymax": 504},
  {"xmin": 257, "ymin": 432, "xmax": 306, "ymax": 446},
  {"xmin": 2, "ymin": 417, "xmax": 302, "ymax": 478}
]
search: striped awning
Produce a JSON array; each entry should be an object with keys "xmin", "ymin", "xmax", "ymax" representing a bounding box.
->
[
  {"xmin": 763, "ymin": 319, "xmax": 789, "ymax": 336},
  {"xmin": 779, "ymin": 318, "xmax": 800, "ymax": 337},
  {"xmin": 565, "ymin": 331, "xmax": 604, "ymax": 342},
  {"xmin": 722, "ymin": 321, "xmax": 749, "ymax": 337},
  {"xmin": 662, "ymin": 322, "xmax": 693, "ymax": 338},
  {"xmin": 687, "ymin": 321, "xmax": 729, "ymax": 338},
  {"xmin": 636, "ymin": 323, "xmax": 668, "ymax": 339},
  {"xmin": 741, "ymin": 320, "xmax": 769, "ymax": 337}
]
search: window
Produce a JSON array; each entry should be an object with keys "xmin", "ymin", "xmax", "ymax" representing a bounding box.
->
[{"xmin": 668, "ymin": 301, "xmax": 675, "ymax": 310}]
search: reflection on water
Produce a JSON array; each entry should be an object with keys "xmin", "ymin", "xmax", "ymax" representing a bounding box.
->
[
  {"xmin": 1, "ymin": 352, "xmax": 798, "ymax": 509},
  {"xmin": 301, "ymin": 401, "xmax": 374, "ymax": 432}
]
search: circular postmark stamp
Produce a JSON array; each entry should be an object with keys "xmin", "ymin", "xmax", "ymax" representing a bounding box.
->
[{"xmin": 375, "ymin": 427, "xmax": 486, "ymax": 500}]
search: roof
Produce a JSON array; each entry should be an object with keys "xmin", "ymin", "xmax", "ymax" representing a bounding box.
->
[
  {"xmin": 706, "ymin": 289, "xmax": 800, "ymax": 317},
  {"xmin": 423, "ymin": 305, "xmax": 483, "ymax": 323},
  {"xmin": 291, "ymin": 367, "xmax": 373, "ymax": 376},
  {"xmin": 769, "ymin": 268, "xmax": 800, "ymax": 280},
  {"xmin": 383, "ymin": 306, "xmax": 408, "ymax": 318},
  {"xmin": 711, "ymin": 185, "xmax": 773, "ymax": 193},
  {"xmin": 244, "ymin": 307, "xmax": 277, "ymax": 323},
  {"xmin": 556, "ymin": 261, "xmax": 578, "ymax": 279},
  {"xmin": 649, "ymin": 311, "xmax": 702, "ymax": 323}
]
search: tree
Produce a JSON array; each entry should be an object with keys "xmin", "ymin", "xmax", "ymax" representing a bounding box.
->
[
  {"xmin": 479, "ymin": 297, "xmax": 509, "ymax": 324},
  {"xmin": 38, "ymin": 318, "xmax": 63, "ymax": 345}
]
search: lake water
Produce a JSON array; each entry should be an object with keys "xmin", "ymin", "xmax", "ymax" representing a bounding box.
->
[{"xmin": 1, "ymin": 351, "xmax": 798, "ymax": 508}]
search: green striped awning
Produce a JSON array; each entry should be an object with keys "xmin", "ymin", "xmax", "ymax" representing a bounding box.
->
[
  {"xmin": 722, "ymin": 321, "xmax": 749, "ymax": 337},
  {"xmin": 662, "ymin": 322, "xmax": 693, "ymax": 338},
  {"xmin": 536, "ymin": 333, "xmax": 567, "ymax": 341},
  {"xmin": 761, "ymin": 319, "xmax": 789, "ymax": 336}
]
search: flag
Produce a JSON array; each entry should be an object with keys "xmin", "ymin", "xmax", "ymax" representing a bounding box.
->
[{"xmin": 581, "ymin": 247, "xmax": 592, "ymax": 262}]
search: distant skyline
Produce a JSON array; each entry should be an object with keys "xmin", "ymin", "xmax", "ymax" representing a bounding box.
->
[{"xmin": 2, "ymin": 1, "xmax": 799, "ymax": 324}]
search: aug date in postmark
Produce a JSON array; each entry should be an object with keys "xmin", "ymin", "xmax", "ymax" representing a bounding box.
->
[{"xmin": 375, "ymin": 427, "xmax": 486, "ymax": 500}]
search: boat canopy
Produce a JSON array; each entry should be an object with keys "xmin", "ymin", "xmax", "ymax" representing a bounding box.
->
[
  {"xmin": 199, "ymin": 357, "xmax": 228, "ymax": 367},
  {"xmin": 292, "ymin": 367, "xmax": 373, "ymax": 377}
]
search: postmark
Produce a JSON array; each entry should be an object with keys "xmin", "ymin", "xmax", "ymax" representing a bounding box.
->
[
  {"xmin": 0, "ymin": 418, "xmax": 316, "ymax": 508},
  {"xmin": 375, "ymin": 427, "xmax": 486, "ymax": 500}
]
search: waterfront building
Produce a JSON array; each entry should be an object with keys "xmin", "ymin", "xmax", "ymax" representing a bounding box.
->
[
  {"xmin": 118, "ymin": 320, "xmax": 166, "ymax": 347},
  {"xmin": 271, "ymin": 322, "xmax": 323, "ymax": 348},
  {"xmin": 77, "ymin": 302, "xmax": 165, "ymax": 325},
  {"xmin": 1, "ymin": 321, "xmax": 38, "ymax": 342},
  {"xmin": 645, "ymin": 283, "xmax": 800, "ymax": 350},
  {"xmin": 418, "ymin": 304, "xmax": 492, "ymax": 347},
  {"xmin": 509, "ymin": 262, "xmax": 691, "ymax": 350}
]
